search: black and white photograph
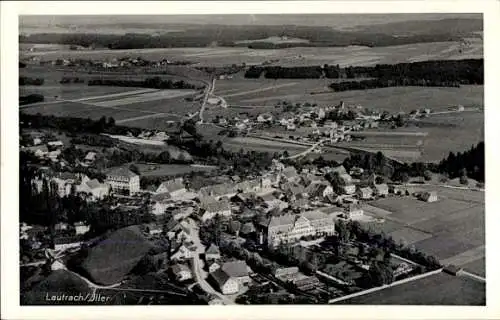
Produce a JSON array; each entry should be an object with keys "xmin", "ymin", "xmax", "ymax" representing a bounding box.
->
[{"xmin": 2, "ymin": 1, "xmax": 500, "ymax": 319}]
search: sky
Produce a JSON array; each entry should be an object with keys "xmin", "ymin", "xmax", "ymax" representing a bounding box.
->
[{"xmin": 20, "ymin": 13, "xmax": 481, "ymax": 29}]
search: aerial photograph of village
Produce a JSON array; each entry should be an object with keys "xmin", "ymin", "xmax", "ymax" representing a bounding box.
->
[{"xmin": 18, "ymin": 13, "xmax": 485, "ymax": 306}]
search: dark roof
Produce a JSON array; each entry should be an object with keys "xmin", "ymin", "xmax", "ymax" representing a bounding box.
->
[
  {"xmin": 106, "ymin": 167, "xmax": 138, "ymax": 178},
  {"xmin": 210, "ymin": 269, "xmax": 231, "ymax": 286},
  {"xmin": 222, "ymin": 260, "xmax": 249, "ymax": 278},
  {"xmin": 241, "ymin": 222, "xmax": 256, "ymax": 234}
]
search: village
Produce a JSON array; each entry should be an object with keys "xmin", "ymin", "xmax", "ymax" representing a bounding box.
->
[{"xmin": 19, "ymin": 123, "xmax": 447, "ymax": 305}]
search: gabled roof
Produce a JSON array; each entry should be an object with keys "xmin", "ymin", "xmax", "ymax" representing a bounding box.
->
[
  {"xmin": 268, "ymin": 214, "xmax": 295, "ymax": 228},
  {"xmin": 222, "ymin": 260, "xmax": 249, "ymax": 278},
  {"xmin": 202, "ymin": 198, "xmax": 231, "ymax": 213},
  {"xmin": 210, "ymin": 269, "xmax": 232, "ymax": 286},
  {"xmin": 106, "ymin": 167, "xmax": 138, "ymax": 178},
  {"xmin": 157, "ymin": 179, "xmax": 185, "ymax": 193},
  {"xmin": 206, "ymin": 243, "xmax": 220, "ymax": 255}
]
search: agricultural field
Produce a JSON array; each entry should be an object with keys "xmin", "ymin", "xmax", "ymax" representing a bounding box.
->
[
  {"xmin": 20, "ymin": 40, "xmax": 482, "ymax": 67},
  {"xmin": 363, "ymin": 187, "xmax": 485, "ymax": 275},
  {"xmin": 338, "ymin": 271, "xmax": 485, "ymax": 305},
  {"xmin": 134, "ymin": 163, "xmax": 216, "ymax": 177}
]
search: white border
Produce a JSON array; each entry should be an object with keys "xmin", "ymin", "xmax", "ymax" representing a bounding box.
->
[{"xmin": 2, "ymin": 1, "xmax": 500, "ymax": 319}]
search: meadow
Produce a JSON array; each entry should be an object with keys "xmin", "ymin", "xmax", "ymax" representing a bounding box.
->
[
  {"xmin": 364, "ymin": 187, "xmax": 485, "ymax": 275},
  {"xmin": 338, "ymin": 271, "xmax": 485, "ymax": 305},
  {"xmin": 20, "ymin": 40, "xmax": 482, "ymax": 67}
]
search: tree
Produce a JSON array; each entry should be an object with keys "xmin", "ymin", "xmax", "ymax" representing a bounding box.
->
[
  {"xmin": 129, "ymin": 164, "xmax": 140, "ymax": 175},
  {"xmin": 423, "ymin": 170, "xmax": 432, "ymax": 181}
]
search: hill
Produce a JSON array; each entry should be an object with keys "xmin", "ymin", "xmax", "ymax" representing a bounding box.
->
[
  {"xmin": 81, "ymin": 225, "xmax": 154, "ymax": 285},
  {"xmin": 21, "ymin": 270, "xmax": 91, "ymax": 305}
]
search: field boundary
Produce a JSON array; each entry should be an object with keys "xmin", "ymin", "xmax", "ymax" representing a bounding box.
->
[{"xmin": 328, "ymin": 268, "xmax": 443, "ymax": 304}]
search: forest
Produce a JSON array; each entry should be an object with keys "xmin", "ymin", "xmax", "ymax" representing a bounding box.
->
[
  {"xmin": 88, "ymin": 77, "xmax": 199, "ymax": 90},
  {"xmin": 19, "ymin": 24, "xmax": 467, "ymax": 49}
]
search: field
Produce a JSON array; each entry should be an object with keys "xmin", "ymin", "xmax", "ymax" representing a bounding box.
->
[
  {"xmin": 20, "ymin": 41, "xmax": 482, "ymax": 67},
  {"xmin": 338, "ymin": 271, "xmax": 485, "ymax": 305},
  {"xmin": 362, "ymin": 187, "xmax": 485, "ymax": 275},
  {"xmin": 134, "ymin": 163, "xmax": 217, "ymax": 177}
]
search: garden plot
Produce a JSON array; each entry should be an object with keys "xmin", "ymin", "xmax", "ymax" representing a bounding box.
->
[{"xmin": 388, "ymin": 227, "xmax": 433, "ymax": 245}]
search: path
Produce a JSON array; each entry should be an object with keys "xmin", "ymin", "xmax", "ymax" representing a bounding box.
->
[
  {"xmin": 283, "ymin": 139, "xmax": 326, "ymax": 160},
  {"xmin": 184, "ymin": 218, "xmax": 235, "ymax": 305}
]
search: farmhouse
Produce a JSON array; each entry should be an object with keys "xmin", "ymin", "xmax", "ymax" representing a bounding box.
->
[
  {"xmin": 205, "ymin": 243, "xmax": 221, "ymax": 261},
  {"xmin": 345, "ymin": 204, "xmax": 364, "ymax": 220},
  {"xmin": 357, "ymin": 187, "xmax": 373, "ymax": 200},
  {"xmin": 210, "ymin": 269, "xmax": 239, "ymax": 295},
  {"xmin": 156, "ymin": 178, "xmax": 186, "ymax": 198},
  {"xmin": 171, "ymin": 264, "xmax": 192, "ymax": 282},
  {"xmin": 257, "ymin": 113, "xmax": 274, "ymax": 123},
  {"xmin": 221, "ymin": 260, "xmax": 251, "ymax": 285},
  {"xmin": 105, "ymin": 167, "xmax": 140, "ymax": 195},
  {"xmin": 76, "ymin": 179, "xmax": 110, "ymax": 200},
  {"xmin": 374, "ymin": 183, "xmax": 389, "ymax": 197},
  {"xmin": 420, "ymin": 191, "xmax": 438, "ymax": 202},
  {"xmin": 200, "ymin": 198, "xmax": 232, "ymax": 222}
]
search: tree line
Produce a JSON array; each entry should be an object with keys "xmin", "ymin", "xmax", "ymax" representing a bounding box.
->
[
  {"xmin": 20, "ymin": 24, "xmax": 466, "ymax": 49},
  {"xmin": 245, "ymin": 59, "xmax": 483, "ymax": 87},
  {"xmin": 19, "ymin": 76, "xmax": 45, "ymax": 86},
  {"xmin": 20, "ymin": 94, "xmax": 44, "ymax": 105},
  {"xmin": 87, "ymin": 77, "xmax": 198, "ymax": 90}
]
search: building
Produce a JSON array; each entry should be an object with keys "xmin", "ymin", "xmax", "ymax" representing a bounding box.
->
[
  {"xmin": 266, "ymin": 211, "xmax": 335, "ymax": 248},
  {"xmin": 156, "ymin": 178, "xmax": 186, "ymax": 198},
  {"xmin": 84, "ymin": 152, "xmax": 97, "ymax": 164},
  {"xmin": 281, "ymin": 166, "xmax": 299, "ymax": 183},
  {"xmin": 150, "ymin": 193, "xmax": 172, "ymax": 216},
  {"xmin": 420, "ymin": 191, "xmax": 438, "ymax": 202},
  {"xmin": 342, "ymin": 184, "xmax": 356, "ymax": 195},
  {"xmin": 208, "ymin": 261, "xmax": 221, "ymax": 273},
  {"xmin": 210, "ymin": 269, "xmax": 239, "ymax": 295},
  {"xmin": 257, "ymin": 113, "xmax": 273, "ymax": 123},
  {"xmin": 373, "ymin": 183, "xmax": 389, "ymax": 197},
  {"xmin": 221, "ymin": 260, "xmax": 251, "ymax": 285},
  {"xmin": 76, "ymin": 179, "xmax": 110, "ymax": 200},
  {"xmin": 357, "ymin": 187, "xmax": 373, "ymax": 200},
  {"xmin": 200, "ymin": 198, "xmax": 232, "ymax": 222},
  {"xmin": 205, "ymin": 243, "xmax": 221, "ymax": 261},
  {"xmin": 74, "ymin": 222, "xmax": 90, "ymax": 235},
  {"xmin": 170, "ymin": 244, "xmax": 194, "ymax": 261},
  {"xmin": 345, "ymin": 204, "xmax": 364, "ymax": 220},
  {"xmin": 105, "ymin": 167, "xmax": 140, "ymax": 195},
  {"xmin": 53, "ymin": 235, "xmax": 82, "ymax": 251},
  {"xmin": 47, "ymin": 140, "xmax": 64, "ymax": 149},
  {"xmin": 307, "ymin": 183, "xmax": 334, "ymax": 199},
  {"xmin": 171, "ymin": 264, "xmax": 192, "ymax": 282},
  {"xmin": 274, "ymin": 266, "xmax": 299, "ymax": 278}
]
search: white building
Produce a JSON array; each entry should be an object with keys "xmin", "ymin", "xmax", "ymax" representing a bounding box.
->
[
  {"xmin": 74, "ymin": 222, "xmax": 90, "ymax": 235},
  {"xmin": 105, "ymin": 167, "xmax": 140, "ymax": 195},
  {"xmin": 210, "ymin": 269, "xmax": 239, "ymax": 295}
]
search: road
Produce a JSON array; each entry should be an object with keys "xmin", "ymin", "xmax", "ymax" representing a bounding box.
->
[
  {"xmin": 184, "ymin": 218, "xmax": 235, "ymax": 305},
  {"xmin": 283, "ymin": 139, "xmax": 326, "ymax": 160}
]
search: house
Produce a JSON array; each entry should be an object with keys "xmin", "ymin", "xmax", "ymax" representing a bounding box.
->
[
  {"xmin": 150, "ymin": 193, "xmax": 172, "ymax": 216},
  {"xmin": 257, "ymin": 113, "xmax": 273, "ymax": 123},
  {"xmin": 156, "ymin": 178, "xmax": 186, "ymax": 198},
  {"xmin": 53, "ymin": 235, "xmax": 82, "ymax": 251},
  {"xmin": 205, "ymin": 243, "xmax": 221, "ymax": 261},
  {"xmin": 54, "ymin": 222, "xmax": 69, "ymax": 231},
  {"xmin": 208, "ymin": 261, "xmax": 221, "ymax": 273},
  {"xmin": 357, "ymin": 187, "xmax": 373, "ymax": 200},
  {"xmin": 171, "ymin": 264, "xmax": 192, "ymax": 282},
  {"xmin": 76, "ymin": 179, "xmax": 110, "ymax": 200},
  {"xmin": 200, "ymin": 198, "xmax": 232, "ymax": 222},
  {"xmin": 144, "ymin": 223, "xmax": 162, "ymax": 235},
  {"xmin": 170, "ymin": 244, "xmax": 194, "ymax": 261},
  {"xmin": 342, "ymin": 184, "xmax": 356, "ymax": 195},
  {"xmin": 51, "ymin": 260, "xmax": 66, "ymax": 271},
  {"xmin": 274, "ymin": 266, "xmax": 299, "ymax": 278},
  {"xmin": 221, "ymin": 260, "xmax": 251, "ymax": 285},
  {"xmin": 210, "ymin": 269, "xmax": 239, "ymax": 295},
  {"xmin": 47, "ymin": 140, "xmax": 64, "ymax": 149},
  {"xmin": 74, "ymin": 222, "xmax": 89, "ymax": 235},
  {"xmin": 420, "ymin": 191, "xmax": 438, "ymax": 202},
  {"xmin": 306, "ymin": 183, "xmax": 334, "ymax": 199},
  {"xmin": 345, "ymin": 204, "xmax": 364, "ymax": 220},
  {"xmin": 286, "ymin": 123, "xmax": 297, "ymax": 131},
  {"xmin": 338, "ymin": 173, "xmax": 353, "ymax": 185},
  {"xmin": 84, "ymin": 152, "xmax": 97, "ymax": 164},
  {"xmin": 240, "ymin": 222, "xmax": 256, "ymax": 236},
  {"xmin": 105, "ymin": 167, "xmax": 140, "ymax": 195},
  {"xmin": 199, "ymin": 183, "xmax": 237, "ymax": 199},
  {"xmin": 373, "ymin": 183, "xmax": 389, "ymax": 197},
  {"xmin": 281, "ymin": 166, "xmax": 299, "ymax": 183}
]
